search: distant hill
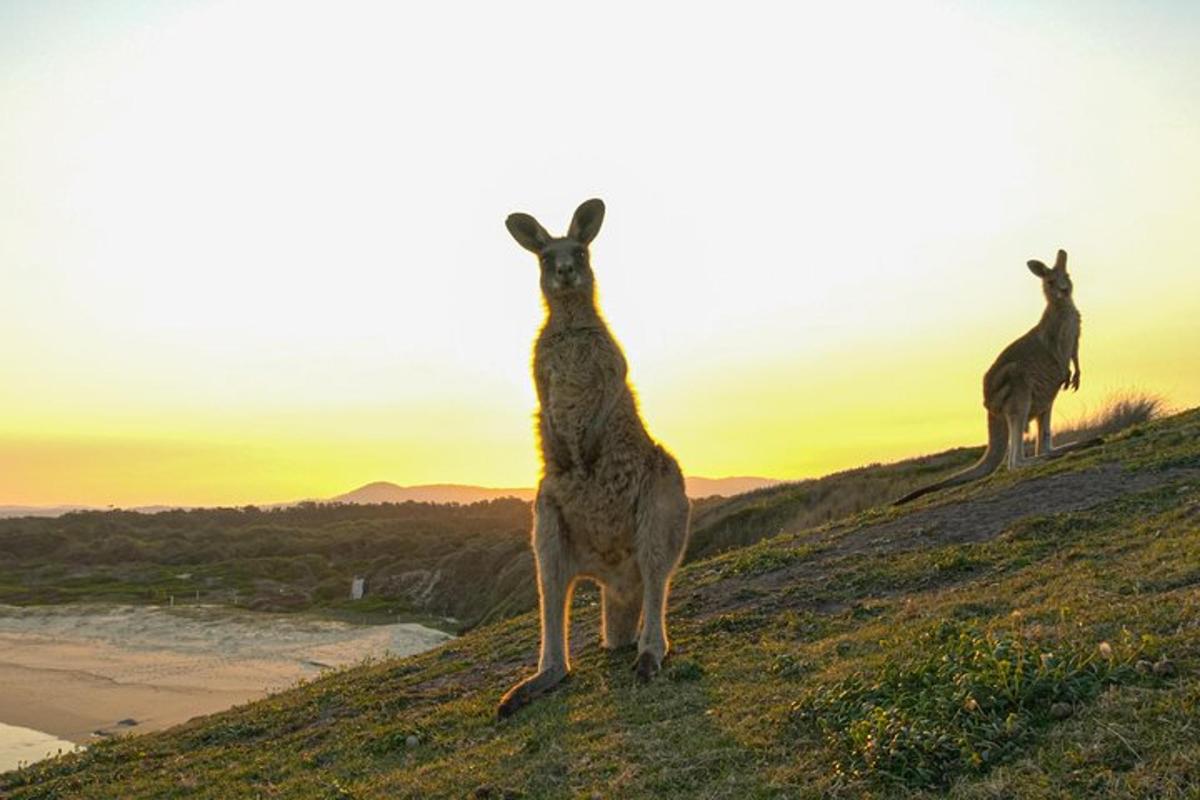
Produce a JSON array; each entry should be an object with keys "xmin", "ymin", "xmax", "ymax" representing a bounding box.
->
[
  {"xmin": 684, "ymin": 475, "xmax": 780, "ymax": 498},
  {"xmin": 0, "ymin": 478, "xmax": 782, "ymax": 520},
  {"xmin": 330, "ymin": 482, "xmax": 537, "ymax": 505},
  {"xmin": 0, "ymin": 505, "xmax": 92, "ymax": 519},
  {"xmin": 332, "ymin": 476, "xmax": 781, "ymax": 505},
  {"xmin": 0, "ymin": 504, "xmax": 200, "ymax": 519}
]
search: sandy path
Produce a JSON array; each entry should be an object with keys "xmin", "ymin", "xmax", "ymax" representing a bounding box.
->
[{"xmin": 0, "ymin": 604, "xmax": 452, "ymax": 748}]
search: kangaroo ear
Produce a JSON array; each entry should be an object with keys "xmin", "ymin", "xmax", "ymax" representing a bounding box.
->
[
  {"xmin": 506, "ymin": 213, "xmax": 551, "ymax": 253},
  {"xmin": 1027, "ymin": 260, "xmax": 1050, "ymax": 278},
  {"xmin": 567, "ymin": 198, "xmax": 605, "ymax": 245},
  {"xmin": 1054, "ymin": 249, "xmax": 1068, "ymax": 271}
]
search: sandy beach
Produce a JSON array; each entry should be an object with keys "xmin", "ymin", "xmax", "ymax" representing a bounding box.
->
[{"xmin": 0, "ymin": 604, "xmax": 451, "ymax": 770}]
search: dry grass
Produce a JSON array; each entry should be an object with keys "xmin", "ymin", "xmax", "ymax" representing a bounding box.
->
[{"xmin": 1055, "ymin": 392, "xmax": 1167, "ymax": 445}]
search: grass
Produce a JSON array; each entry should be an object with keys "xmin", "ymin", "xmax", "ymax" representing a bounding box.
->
[
  {"xmin": 1055, "ymin": 391, "xmax": 1167, "ymax": 444},
  {"xmin": 791, "ymin": 623, "xmax": 1146, "ymax": 789},
  {"xmin": 2, "ymin": 405, "xmax": 1198, "ymax": 799}
]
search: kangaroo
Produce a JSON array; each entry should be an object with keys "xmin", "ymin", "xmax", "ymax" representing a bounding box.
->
[
  {"xmin": 497, "ymin": 198, "xmax": 690, "ymax": 719},
  {"xmin": 896, "ymin": 249, "xmax": 1090, "ymax": 505}
]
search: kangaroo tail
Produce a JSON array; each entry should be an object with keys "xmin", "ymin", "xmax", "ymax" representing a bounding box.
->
[{"xmin": 894, "ymin": 411, "xmax": 1008, "ymax": 506}]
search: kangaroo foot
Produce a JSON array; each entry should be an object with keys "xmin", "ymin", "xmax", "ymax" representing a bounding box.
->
[
  {"xmin": 1036, "ymin": 437, "xmax": 1105, "ymax": 462},
  {"xmin": 633, "ymin": 651, "xmax": 661, "ymax": 683},
  {"xmin": 497, "ymin": 666, "xmax": 568, "ymax": 720}
]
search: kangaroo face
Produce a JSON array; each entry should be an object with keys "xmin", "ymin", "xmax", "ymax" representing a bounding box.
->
[
  {"xmin": 538, "ymin": 239, "xmax": 594, "ymax": 297},
  {"xmin": 506, "ymin": 199, "xmax": 606, "ymax": 300},
  {"xmin": 1044, "ymin": 269, "xmax": 1073, "ymax": 303},
  {"xmin": 1027, "ymin": 249, "xmax": 1073, "ymax": 305}
]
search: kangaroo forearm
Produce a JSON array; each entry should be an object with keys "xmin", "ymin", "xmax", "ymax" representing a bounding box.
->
[
  {"xmin": 581, "ymin": 384, "xmax": 623, "ymax": 466},
  {"xmin": 540, "ymin": 416, "xmax": 573, "ymax": 472}
]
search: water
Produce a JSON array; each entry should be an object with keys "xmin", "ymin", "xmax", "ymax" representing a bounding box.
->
[{"xmin": 0, "ymin": 721, "xmax": 79, "ymax": 774}]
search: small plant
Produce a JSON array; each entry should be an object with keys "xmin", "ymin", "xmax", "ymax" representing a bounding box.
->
[
  {"xmin": 666, "ymin": 659, "xmax": 705, "ymax": 682},
  {"xmin": 722, "ymin": 540, "xmax": 815, "ymax": 577},
  {"xmin": 768, "ymin": 652, "xmax": 813, "ymax": 680},
  {"xmin": 789, "ymin": 622, "xmax": 1144, "ymax": 789}
]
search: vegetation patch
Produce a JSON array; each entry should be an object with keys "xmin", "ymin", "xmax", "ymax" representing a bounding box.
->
[
  {"xmin": 720, "ymin": 540, "xmax": 819, "ymax": 577},
  {"xmin": 790, "ymin": 622, "xmax": 1148, "ymax": 789}
]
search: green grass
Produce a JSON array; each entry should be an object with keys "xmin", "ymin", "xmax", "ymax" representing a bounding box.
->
[
  {"xmin": 2, "ymin": 408, "xmax": 1198, "ymax": 799},
  {"xmin": 791, "ymin": 623, "xmax": 1148, "ymax": 789}
]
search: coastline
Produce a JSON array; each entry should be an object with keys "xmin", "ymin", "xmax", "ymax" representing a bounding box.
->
[
  {"xmin": 0, "ymin": 604, "xmax": 452, "ymax": 763},
  {"xmin": 0, "ymin": 722, "xmax": 78, "ymax": 774}
]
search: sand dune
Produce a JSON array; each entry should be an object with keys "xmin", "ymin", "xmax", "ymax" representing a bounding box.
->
[{"xmin": 0, "ymin": 604, "xmax": 451, "ymax": 764}]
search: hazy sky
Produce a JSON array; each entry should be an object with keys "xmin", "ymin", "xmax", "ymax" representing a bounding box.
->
[{"xmin": 2, "ymin": 1, "xmax": 1198, "ymax": 506}]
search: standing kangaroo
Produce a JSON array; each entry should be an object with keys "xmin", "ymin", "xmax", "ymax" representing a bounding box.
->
[
  {"xmin": 497, "ymin": 198, "xmax": 690, "ymax": 719},
  {"xmin": 896, "ymin": 249, "xmax": 1087, "ymax": 505}
]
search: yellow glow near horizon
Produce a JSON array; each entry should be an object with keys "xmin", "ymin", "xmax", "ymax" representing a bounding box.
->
[{"xmin": 2, "ymin": 1, "xmax": 1198, "ymax": 506}]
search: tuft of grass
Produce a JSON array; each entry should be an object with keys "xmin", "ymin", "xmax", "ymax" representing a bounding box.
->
[{"xmin": 1056, "ymin": 392, "xmax": 1167, "ymax": 445}]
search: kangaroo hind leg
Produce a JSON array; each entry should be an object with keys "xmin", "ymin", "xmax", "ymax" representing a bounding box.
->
[
  {"xmin": 1005, "ymin": 394, "xmax": 1032, "ymax": 470},
  {"xmin": 632, "ymin": 471, "xmax": 689, "ymax": 682},
  {"xmin": 498, "ymin": 497, "xmax": 574, "ymax": 718},
  {"xmin": 1035, "ymin": 409, "xmax": 1053, "ymax": 456},
  {"xmin": 601, "ymin": 567, "xmax": 643, "ymax": 650}
]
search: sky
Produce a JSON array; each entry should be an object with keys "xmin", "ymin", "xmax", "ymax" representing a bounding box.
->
[{"xmin": 2, "ymin": 1, "xmax": 1198, "ymax": 507}]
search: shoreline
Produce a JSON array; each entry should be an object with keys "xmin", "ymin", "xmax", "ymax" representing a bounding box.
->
[
  {"xmin": 0, "ymin": 604, "xmax": 452, "ymax": 759},
  {"xmin": 0, "ymin": 722, "xmax": 79, "ymax": 774}
]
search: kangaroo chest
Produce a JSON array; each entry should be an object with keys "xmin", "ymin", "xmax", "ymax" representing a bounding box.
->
[
  {"xmin": 535, "ymin": 327, "xmax": 639, "ymax": 566},
  {"xmin": 535, "ymin": 329, "xmax": 626, "ymax": 454},
  {"xmin": 1029, "ymin": 310, "xmax": 1080, "ymax": 411}
]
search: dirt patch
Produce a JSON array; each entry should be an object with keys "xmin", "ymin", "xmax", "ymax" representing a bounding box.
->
[
  {"xmin": 684, "ymin": 463, "xmax": 1200, "ymax": 619},
  {"xmin": 827, "ymin": 463, "xmax": 1198, "ymax": 554}
]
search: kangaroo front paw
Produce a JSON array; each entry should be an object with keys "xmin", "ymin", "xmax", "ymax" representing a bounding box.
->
[
  {"xmin": 633, "ymin": 651, "xmax": 661, "ymax": 683},
  {"xmin": 497, "ymin": 667, "xmax": 568, "ymax": 720}
]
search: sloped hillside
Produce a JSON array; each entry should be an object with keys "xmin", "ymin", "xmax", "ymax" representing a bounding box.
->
[{"xmin": 3, "ymin": 410, "xmax": 1198, "ymax": 799}]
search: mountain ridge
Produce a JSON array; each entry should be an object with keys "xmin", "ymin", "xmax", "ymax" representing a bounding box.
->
[
  {"xmin": 332, "ymin": 475, "xmax": 783, "ymax": 506},
  {"xmin": 0, "ymin": 477, "xmax": 783, "ymax": 520}
]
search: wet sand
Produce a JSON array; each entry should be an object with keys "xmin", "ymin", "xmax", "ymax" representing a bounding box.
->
[
  {"xmin": 0, "ymin": 722, "xmax": 77, "ymax": 773},
  {"xmin": 0, "ymin": 604, "xmax": 452, "ymax": 764}
]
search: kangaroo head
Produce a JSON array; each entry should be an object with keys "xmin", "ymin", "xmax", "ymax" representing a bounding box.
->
[
  {"xmin": 1027, "ymin": 249, "xmax": 1073, "ymax": 304},
  {"xmin": 506, "ymin": 199, "xmax": 606, "ymax": 300}
]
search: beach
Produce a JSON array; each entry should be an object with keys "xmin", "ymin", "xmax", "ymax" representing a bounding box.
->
[{"xmin": 0, "ymin": 604, "xmax": 452, "ymax": 771}]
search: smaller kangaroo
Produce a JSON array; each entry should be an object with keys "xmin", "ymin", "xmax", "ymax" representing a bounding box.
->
[
  {"xmin": 497, "ymin": 198, "xmax": 690, "ymax": 719},
  {"xmin": 896, "ymin": 249, "xmax": 1092, "ymax": 505}
]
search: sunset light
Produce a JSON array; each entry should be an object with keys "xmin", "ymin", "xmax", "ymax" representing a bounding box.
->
[{"xmin": 2, "ymin": 1, "xmax": 1197, "ymax": 506}]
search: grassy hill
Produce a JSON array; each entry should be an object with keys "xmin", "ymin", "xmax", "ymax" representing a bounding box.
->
[{"xmin": 4, "ymin": 408, "xmax": 1197, "ymax": 798}]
